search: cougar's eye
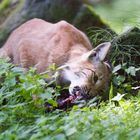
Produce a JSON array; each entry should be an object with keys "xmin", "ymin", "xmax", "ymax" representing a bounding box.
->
[{"xmin": 74, "ymin": 72, "xmax": 80, "ymax": 78}]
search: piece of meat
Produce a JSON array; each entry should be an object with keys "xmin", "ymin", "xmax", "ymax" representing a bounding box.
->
[{"xmin": 45, "ymin": 91, "xmax": 81, "ymax": 111}]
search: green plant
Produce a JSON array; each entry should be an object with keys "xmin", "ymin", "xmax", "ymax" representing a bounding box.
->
[{"xmin": 0, "ymin": 56, "xmax": 140, "ymax": 140}]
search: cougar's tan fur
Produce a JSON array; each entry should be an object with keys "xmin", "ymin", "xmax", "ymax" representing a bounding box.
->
[{"xmin": 0, "ymin": 18, "xmax": 111, "ymax": 97}]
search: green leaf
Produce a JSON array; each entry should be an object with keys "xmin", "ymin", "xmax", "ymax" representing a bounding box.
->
[
  {"xmin": 54, "ymin": 134, "xmax": 66, "ymax": 140},
  {"xmin": 65, "ymin": 127, "xmax": 77, "ymax": 136},
  {"xmin": 76, "ymin": 133, "xmax": 92, "ymax": 140},
  {"xmin": 40, "ymin": 92, "xmax": 52, "ymax": 100},
  {"xmin": 125, "ymin": 66, "xmax": 136, "ymax": 76},
  {"xmin": 47, "ymin": 99, "xmax": 58, "ymax": 107},
  {"xmin": 113, "ymin": 75, "xmax": 125, "ymax": 85},
  {"xmin": 109, "ymin": 82, "xmax": 114, "ymax": 100},
  {"xmin": 111, "ymin": 93, "xmax": 125, "ymax": 102},
  {"xmin": 112, "ymin": 64, "xmax": 121, "ymax": 73},
  {"xmin": 11, "ymin": 67, "xmax": 25, "ymax": 73}
]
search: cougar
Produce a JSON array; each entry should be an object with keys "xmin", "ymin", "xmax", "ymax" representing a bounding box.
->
[{"xmin": 0, "ymin": 18, "xmax": 111, "ymax": 98}]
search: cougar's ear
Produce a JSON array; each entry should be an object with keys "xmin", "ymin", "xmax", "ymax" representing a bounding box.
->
[{"xmin": 89, "ymin": 42, "xmax": 111, "ymax": 62}]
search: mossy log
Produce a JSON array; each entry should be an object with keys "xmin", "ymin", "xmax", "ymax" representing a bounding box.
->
[{"xmin": 0, "ymin": 0, "xmax": 108, "ymax": 47}]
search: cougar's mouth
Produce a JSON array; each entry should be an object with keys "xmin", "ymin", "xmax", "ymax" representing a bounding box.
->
[
  {"xmin": 45, "ymin": 85, "xmax": 92, "ymax": 111},
  {"xmin": 71, "ymin": 86, "xmax": 91, "ymax": 99}
]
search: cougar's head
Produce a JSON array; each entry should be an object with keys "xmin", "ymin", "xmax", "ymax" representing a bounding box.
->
[{"xmin": 56, "ymin": 42, "xmax": 111, "ymax": 99}]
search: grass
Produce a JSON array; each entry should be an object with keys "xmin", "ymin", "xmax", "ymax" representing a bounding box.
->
[
  {"xmin": 0, "ymin": 55, "xmax": 139, "ymax": 140},
  {"xmin": 2, "ymin": 99, "xmax": 140, "ymax": 140}
]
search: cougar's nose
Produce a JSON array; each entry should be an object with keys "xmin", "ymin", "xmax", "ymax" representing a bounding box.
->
[{"xmin": 72, "ymin": 86, "xmax": 81, "ymax": 95}]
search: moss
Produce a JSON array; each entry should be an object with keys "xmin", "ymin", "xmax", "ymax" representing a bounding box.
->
[
  {"xmin": 0, "ymin": 0, "xmax": 24, "ymax": 47},
  {"xmin": 0, "ymin": 0, "xmax": 11, "ymax": 14},
  {"xmin": 0, "ymin": 0, "xmax": 22, "ymax": 25}
]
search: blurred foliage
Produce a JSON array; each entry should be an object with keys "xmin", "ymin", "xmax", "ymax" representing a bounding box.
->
[
  {"xmin": 0, "ymin": 0, "xmax": 20, "ymax": 24},
  {"xmin": 94, "ymin": 0, "xmax": 140, "ymax": 33}
]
